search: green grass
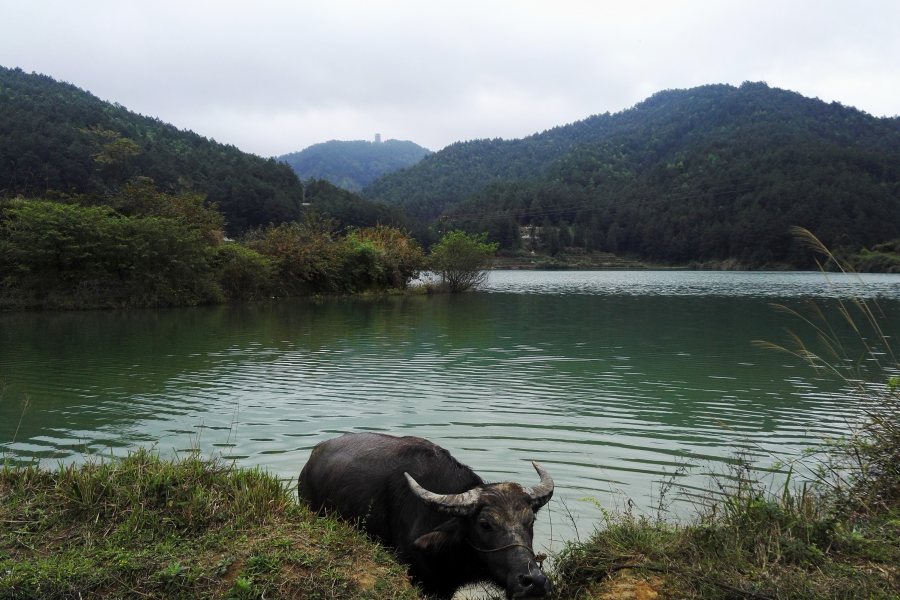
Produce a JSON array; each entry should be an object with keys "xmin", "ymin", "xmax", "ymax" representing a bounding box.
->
[
  {"xmin": 552, "ymin": 460, "xmax": 900, "ymax": 599},
  {"xmin": 0, "ymin": 449, "xmax": 420, "ymax": 600}
]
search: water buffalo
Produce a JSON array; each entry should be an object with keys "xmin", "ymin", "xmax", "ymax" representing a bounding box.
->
[{"xmin": 298, "ymin": 432, "xmax": 554, "ymax": 598}]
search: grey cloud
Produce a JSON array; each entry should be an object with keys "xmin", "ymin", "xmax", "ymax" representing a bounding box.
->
[{"xmin": 2, "ymin": 0, "xmax": 898, "ymax": 156}]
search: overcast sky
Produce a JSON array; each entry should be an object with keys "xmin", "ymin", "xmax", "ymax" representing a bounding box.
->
[{"xmin": 3, "ymin": 1, "xmax": 898, "ymax": 157}]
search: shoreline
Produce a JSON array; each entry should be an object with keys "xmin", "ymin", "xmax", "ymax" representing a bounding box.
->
[{"xmin": 4, "ymin": 447, "xmax": 897, "ymax": 599}]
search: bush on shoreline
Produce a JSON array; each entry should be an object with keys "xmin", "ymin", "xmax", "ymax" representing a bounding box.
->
[
  {"xmin": 844, "ymin": 239, "xmax": 900, "ymax": 273},
  {"xmin": 0, "ymin": 197, "xmax": 225, "ymax": 309},
  {"xmin": 0, "ymin": 186, "xmax": 426, "ymax": 310},
  {"xmin": 245, "ymin": 216, "xmax": 426, "ymax": 297},
  {"xmin": 426, "ymin": 230, "xmax": 498, "ymax": 293}
]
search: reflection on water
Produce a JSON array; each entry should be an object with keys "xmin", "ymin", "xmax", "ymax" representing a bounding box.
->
[{"xmin": 1, "ymin": 271, "xmax": 898, "ymax": 550}]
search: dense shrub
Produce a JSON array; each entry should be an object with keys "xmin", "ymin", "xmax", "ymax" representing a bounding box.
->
[
  {"xmin": 349, "ymin": 225, "xmax": 426, "ymax": 289},
  {"xmin": 214, "ymin": 244, "xmax": 276, "ymax": 301},
  {"xmin": 0, "ymin": 191, "xmax": 424, "ymax": 309},
  {"xmin": 246, "ymin": 216, "xmax": 347, "ymax": 295},
  {"xmin": 0, "ymin": 199, "xmax": 222, "ymax": 308},
  {"xmin": 849, "ymin": 239, "xmax": 900, "ymax": 273},
  {"xmin": 248, "ymin": 215, "xmax": 425, "ymax": 295},
  {"xmin": 427, "ymin": 230, "xmax": 498, "ymax": 292}
]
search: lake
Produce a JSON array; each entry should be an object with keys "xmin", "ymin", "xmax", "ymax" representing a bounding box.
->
[{"xmin": 2, "ymin": 270, "xmax": 898, "ymax": 552}]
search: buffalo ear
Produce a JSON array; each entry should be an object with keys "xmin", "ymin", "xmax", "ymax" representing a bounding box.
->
[{"xmin": 413, "ymin": 519, "xmax": 464, "ymax": 553}]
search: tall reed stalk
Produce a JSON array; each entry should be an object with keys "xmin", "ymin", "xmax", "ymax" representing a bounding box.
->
[{"xmin": 755, "ymin": 227, "xmax": 900, "ymax": 514}]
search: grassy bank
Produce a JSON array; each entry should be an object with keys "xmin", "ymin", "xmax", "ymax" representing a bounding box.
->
[
  {"xmin": 550, "ymin": 418, "xmax": 900, "ymax": 597},
  {"xmin": 9, "ymin": 452, "xmax": 895, "ymax": 600},
  {"xmin": 552, "ymin": 463, "xmax": 900, "ymax": 599},
  {"xmin": 0, "ymin": 450, "xmax": 419, "ymax": 600},
  {"xmin": 2, "ymin": 410, "xmax": 898, "ymax": 600}
]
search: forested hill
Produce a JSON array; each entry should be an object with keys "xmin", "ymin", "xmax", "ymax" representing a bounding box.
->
[
  {"xmin": 366, "ymin": 82, "xmax": 900, "ymax": 268},
  {"xmin": 277, "ymin": 139, "xmax": 430, "ymax": 192},
  {"xmin": 0, "ymin": 66, "xmax": 404, "ymax": 234}
]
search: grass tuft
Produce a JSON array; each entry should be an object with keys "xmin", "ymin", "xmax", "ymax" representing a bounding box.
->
[
  {"xmin": 0, "ymin": 449, "xmax": 420, "ymax": 599},
  {"xmin": 553, "ymin": 475, "xmax": 900, "ymax": 598}
]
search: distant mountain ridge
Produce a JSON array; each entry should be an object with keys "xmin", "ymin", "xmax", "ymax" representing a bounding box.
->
[
  {"xmin": 0, "ymin": 66, "xmax": 309, "ymax": 234},
  {"xmin": 363, "ymin": 83, "xmax": 900, "ymax": 219},
  {"xmin": 0, "ymin": 66, "xmax": 405, "ymax": 234},
  {"xmin": 362, "ymin": 122, "xmax": 607, "ymax": 219},
  {"xmin": 278, "ymin": 139, "xmax": 430, "ymax": 192},
  {"xmin": 5, "ymin": 66, "xmax": 900, "ymax": 268},
  {"xmin": 364, "ymin": 82, "xmax": 900, "ymax": 268}
]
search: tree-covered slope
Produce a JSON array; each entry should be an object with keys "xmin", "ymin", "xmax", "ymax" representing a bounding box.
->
[
  {"xmin": 0, "ymin": 66, "xmax": 308, "ymax": 234},
  {"xmin": 277, "ymin": 139, "xmax": 431, "ymax": 192},
  {"xmin": 365, "ymin": 83, "xmax": 900, "ymax": 219},
  {"xmin": 367, "ymin": 82, "xmax": 900, "ymax": 267},
  {"xmin": 300, "ymin": 178, "xmax": 408, "ymax": 230},
  {"xmin": 0, "ymin": 66, "xmax": 408, "ymax": 235},
  {"xmin": 362, "ymin": 135, "xmax": 588, "ymax": 220}
]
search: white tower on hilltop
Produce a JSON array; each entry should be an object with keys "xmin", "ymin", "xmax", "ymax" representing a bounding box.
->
[{"xmin": 374, "ymin": 133, "xmax": 381, "ymax": 144}]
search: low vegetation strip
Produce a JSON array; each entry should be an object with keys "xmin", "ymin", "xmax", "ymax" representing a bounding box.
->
[
  {"xmin": 0, "ymin": 182, "xmax": 428, "ymax": 310},
  {"xmin": 552, "ymin": 471, "xmax": 900, "ymax": 599},
  {"xmin": 0, "ymin": 450, "xmax": 420, "ymax": 600}
]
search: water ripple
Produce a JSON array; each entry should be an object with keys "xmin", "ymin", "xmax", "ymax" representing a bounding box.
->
[{"xmin": 1, "ymin": 271, "xmax": 897, "ymax": 547}]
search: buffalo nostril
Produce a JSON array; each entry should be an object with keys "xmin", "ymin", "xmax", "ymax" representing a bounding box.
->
[{"xmin": 518, "ymin": 574, "xmax": 534, "ymax": 587}]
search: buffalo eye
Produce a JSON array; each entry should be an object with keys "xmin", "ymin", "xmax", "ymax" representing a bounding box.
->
[{"xmin": 479, "ymin": 520, "xmax": 492, "ymax": 532}]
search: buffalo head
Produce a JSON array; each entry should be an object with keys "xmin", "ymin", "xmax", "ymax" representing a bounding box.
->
[{"xmin": 405, "ymin": 462, "xmax": 554, "ymax": 598}]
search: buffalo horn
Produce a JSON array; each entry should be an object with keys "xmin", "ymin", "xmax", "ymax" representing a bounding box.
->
[
  {"xmin": 522, "ymin": 461, "xmax": 554, "ymax": 509},
  {"xmin": 404, "ymin": 473, "xmax": 481, "ymax": 516}
]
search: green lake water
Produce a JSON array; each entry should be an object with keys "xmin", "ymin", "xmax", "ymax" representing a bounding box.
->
[{"xmin": 2, "ymin": 270, "xmax": 899, "ymax": 550}]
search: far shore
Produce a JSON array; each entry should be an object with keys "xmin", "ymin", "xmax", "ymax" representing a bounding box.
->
[{"xmin": 490, "ymin": 250, "xmax": 789, "ymax": 271}]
